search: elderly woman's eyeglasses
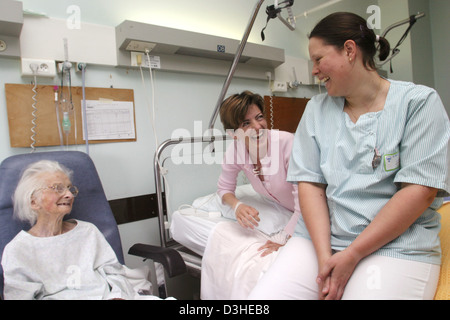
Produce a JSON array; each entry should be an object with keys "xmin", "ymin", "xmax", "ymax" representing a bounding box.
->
[{"xmin": 35, "ymin": 184, "xmax": 79, "ymax": 197}]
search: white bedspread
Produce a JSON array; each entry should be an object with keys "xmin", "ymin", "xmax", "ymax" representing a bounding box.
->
[
  {"xmin": 170, "ymin": 209, "xmax": 229, "ymax": 256},
  {"xmin": 200, "ymin": 221, "xmax": 284, "ymax": 300},
  {"xmin": 170, "ymin": 184, "xmax": 293, "ymax": 299},
  {"xmin": 170, "ymin": 184, "xmax": 292, "ymax": 256}
]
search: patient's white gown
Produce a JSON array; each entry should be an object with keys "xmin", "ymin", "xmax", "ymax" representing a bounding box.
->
[{"xmin": 2, "ymin": 220, "xmax": 158, "ymax": 300}]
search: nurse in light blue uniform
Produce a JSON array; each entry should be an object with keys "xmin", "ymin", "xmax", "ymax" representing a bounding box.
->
[{"xmin": 248, "ymin": 12, "xmax": 449, "ymax": 300}]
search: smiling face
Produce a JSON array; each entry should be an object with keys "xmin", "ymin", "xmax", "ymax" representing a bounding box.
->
[
  {"xmin": 309, "ymin": 37, "xmax": 353, "ymax": 96},
  {"xmin": 239, "ymin": 104, "xmax": 267, "ymax": 134},
  {"xmin": 31, "ymin": 171, "xmax": 75, "ymax": 219},
  {"xmin": 234, "ymin": 104, "xmax": 268, "ymax": 154}
]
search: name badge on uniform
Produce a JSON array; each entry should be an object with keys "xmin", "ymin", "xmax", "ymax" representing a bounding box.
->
[{"xmin": 384, "ymin": 152, "xmax": 400, "ymax": 171}]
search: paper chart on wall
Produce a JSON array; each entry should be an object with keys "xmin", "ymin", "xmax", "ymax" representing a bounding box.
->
[{"xmin": 81, "ymin": 100, "xmax": 135, "ymax": 140}]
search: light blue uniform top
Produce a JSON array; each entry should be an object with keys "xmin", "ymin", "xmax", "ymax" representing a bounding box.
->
[{"xmin": 287, "ymin": 79, "xmax": 450, "ymax": 265}]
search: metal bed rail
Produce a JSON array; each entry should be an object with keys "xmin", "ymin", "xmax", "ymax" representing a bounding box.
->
[
  {"xmin": 154, "ymin": 134, "xmax": 230, "ymax": 248},
  {"xmin": 153, "ymin": 134, "xmax": 230, "ymax": 277}
]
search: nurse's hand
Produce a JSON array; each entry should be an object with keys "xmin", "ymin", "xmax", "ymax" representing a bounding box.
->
[
  {"xmin": 235, "ymin": 203, "xmax": 260, "ymax": 229},
  {"xmin": 316, "ymin": 249, "xmax": 359, "ymax": 300}
]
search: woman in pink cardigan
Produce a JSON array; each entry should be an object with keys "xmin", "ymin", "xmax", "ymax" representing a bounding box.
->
[
  {"xmin": 217, "ymin": 90, "xmax": 303, "ymax": 255},
  {"xmin": 200, "ymin": 91, "xmax": 304, "ymax": 299}
]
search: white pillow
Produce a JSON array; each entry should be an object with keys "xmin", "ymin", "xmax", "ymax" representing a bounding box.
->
[{"xmin": 192, "ymin": 184, "xmax": 292, "ymax": 236}]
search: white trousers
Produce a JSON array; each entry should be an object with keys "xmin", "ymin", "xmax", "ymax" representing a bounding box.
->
[{"xmin": 248, "ymin": 237, "xmax": 440, "ymax": 300}]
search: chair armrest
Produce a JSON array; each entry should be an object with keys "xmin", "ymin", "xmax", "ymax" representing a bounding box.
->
[{"xmin": 128, "ymin": 243, "xmax": 186, "ymax": 278}]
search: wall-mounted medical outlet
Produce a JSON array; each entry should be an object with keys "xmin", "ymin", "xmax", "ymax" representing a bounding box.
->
[
  {"xmin": 130, "ymin": 51, "xmax": 147, "ymax": 67},
  {"xmin": 0, "ymin": 0, "xmax": 23, "ymax": 58},
  {"xmin": 0, "ymin": 40, "xmax": 7, "ymax": 52},
  {"xmin": 76, "ymin": 62, "xmax": 87, "ymax": 72},
  {"xmin": 271, "ymin": 81, "xmax": 288, "ymax": 93},
  {"xmin": 21, "ymin": 58, "xmax": 57, "ymax": 78},
  {"xmin": 130, "ymin": 51, "xmax": 161, "ymax": 69},
  {"xmin": 56, "ymin": 61, "xmax": 73, "ymax": 74}
]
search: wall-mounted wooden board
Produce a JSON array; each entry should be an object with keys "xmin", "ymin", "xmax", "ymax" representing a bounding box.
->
[
  {"xmin": 5, "ymin": 84, "xmax": 136, "ymax": 148},
  {"xmin": 264, "ymin": 96, "xmax": 309, "ymax": 133}
]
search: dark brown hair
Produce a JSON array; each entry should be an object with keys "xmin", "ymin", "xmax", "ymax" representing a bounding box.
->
[
  {"xmin": 309, "ymin": 12, "xmax": 390, "ymax": 70},
  {"xmin": 219, "ymin": 91, "xmax": 265, "ymax": 130}
]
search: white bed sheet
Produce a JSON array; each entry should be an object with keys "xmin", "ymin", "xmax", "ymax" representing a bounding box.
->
[
  {"xmin": 170, "ymin": 209, "xmax": 230, "ymax": 255},
  {"xmin": 169, "ymin": 184, "xmax": 292, "ymax": 256}
]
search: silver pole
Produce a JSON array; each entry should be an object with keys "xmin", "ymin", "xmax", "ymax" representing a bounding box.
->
[{"xmin": 208, "ymin": 0, "xmax": 266, "ymax": 131}]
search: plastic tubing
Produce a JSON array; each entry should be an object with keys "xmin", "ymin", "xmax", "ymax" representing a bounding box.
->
[
  {"xmin": 30, "ymin": 75, "xmax": 38, "ymax": 153},
  {"xmin": 54, "ymin": 86, "xmax": 64, "ymax": 147},
  {"xmin": 80, "ymin": 63, "xmax": 89, "ymax": 154}
]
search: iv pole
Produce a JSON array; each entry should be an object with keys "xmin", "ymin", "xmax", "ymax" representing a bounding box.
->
[
  {"xmin": 207, "ymin": 0, "xmax": 296, "ymax": 134},
  {"xmin": 207, "ymin": 0, "xmax": 266, "ymax": 133}
]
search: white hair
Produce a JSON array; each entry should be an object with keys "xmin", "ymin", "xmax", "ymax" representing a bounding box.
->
[{"xmin": 13, "ymin": 160, "xmax": 73, "ymax": 226}]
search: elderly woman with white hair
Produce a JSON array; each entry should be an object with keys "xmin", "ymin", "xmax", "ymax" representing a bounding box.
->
[{"xmin": 1, "ymin": 160, "xmax": 158, "ymax": 300}]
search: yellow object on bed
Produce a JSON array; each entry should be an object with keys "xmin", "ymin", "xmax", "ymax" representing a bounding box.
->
[{"xmin": 435, "ymin": 202, "xmax": 450, "ymax": 300}]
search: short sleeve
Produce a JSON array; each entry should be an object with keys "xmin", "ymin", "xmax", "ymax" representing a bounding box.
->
[
  {"xmin": 393, "ymin": 88, "xmax": 450, "ymax": 196},
  {"xmin": 287, "ymin": 99, "xmax": 327, "ymax": 185}
]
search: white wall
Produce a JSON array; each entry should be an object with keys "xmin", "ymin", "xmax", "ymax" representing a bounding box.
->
[{"xmin": 1, "ymin": 0, "xmax": 447, "ymax": 298}]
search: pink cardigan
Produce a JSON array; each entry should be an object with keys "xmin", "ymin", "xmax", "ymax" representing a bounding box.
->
[{"xmin": 217, "ymin": 130, "xmax": 301, "ymax": 235}]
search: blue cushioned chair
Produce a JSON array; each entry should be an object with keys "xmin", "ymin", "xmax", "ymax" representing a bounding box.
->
[{"xmin": 0, "ymin": 151, "xmax": 185, "ymax": 299}]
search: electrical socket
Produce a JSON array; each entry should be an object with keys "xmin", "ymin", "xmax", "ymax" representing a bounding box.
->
[
  {"xmin": 21, "ymin": 58, "xmax": 57, "ymax": 78},
  {"xmin": 271, "ymin": 81, "xmax": 288, "ymax": 92}
]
